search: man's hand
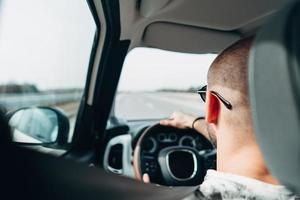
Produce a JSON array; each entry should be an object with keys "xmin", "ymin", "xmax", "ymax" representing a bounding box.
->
[
  {"xmin": 142, "ymin": 174, "xmax": 150, "ymax": 183},
  {"xmin": 160, "ymin": 111, "xmax": 196, "ymax": 129},
  {"xmin": 160, "ymin": 111, "xmax": 210, "ymax": 140}
]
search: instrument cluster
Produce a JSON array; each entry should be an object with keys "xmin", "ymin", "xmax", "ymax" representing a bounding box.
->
[{"xmin": 142, "ymin": 131, "xmax": 207, "ymax": 155}]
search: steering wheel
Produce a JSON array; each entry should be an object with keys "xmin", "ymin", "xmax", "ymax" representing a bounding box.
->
[{"xmin": 133, "ymin": 123, "xmax": 216, "ymax": 186}]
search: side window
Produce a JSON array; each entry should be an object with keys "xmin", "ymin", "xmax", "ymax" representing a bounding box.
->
[
  {"xmin": 115, "ymin": 48, "xmax": 216, "ymax": 120},
  {"xmin": 0, "ymin": 0, "xmax": 96, "ymax": 143}
]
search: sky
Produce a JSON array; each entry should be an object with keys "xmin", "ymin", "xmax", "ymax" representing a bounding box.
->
[
  {"xmin": 0, "ymin": 0, "xmax": 96, "ymax": 90},
  {"xmin": 0, "ymin": 0, "xmax": 216, "ymax": 92},
  {"xmin": 118, "ymin": 48, "xmax": 216, "ymax": 91}
]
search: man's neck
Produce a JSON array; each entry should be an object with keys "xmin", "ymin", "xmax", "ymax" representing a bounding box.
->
[{"xmin": 217, "ymin": 138, "xmax": 279, "ymax": 185}]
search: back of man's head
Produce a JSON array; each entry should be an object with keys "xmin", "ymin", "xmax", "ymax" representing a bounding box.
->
[{"xmin": 207, "ymin": 37, "xmax": 254, "ymax": 129}]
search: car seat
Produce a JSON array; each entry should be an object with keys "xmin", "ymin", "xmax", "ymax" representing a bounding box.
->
[{"xmin": 249, "ymin": 0, "xmax": 300, "ymax": 195}]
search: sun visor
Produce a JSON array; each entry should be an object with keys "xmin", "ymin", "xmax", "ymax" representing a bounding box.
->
[
  {"xmin": 249, "ymin": 0, "xmax": 300, "ymax": 195},
  {"xmin": 142, "ymin": 22, "xmax": 240, "ymax": 54}
]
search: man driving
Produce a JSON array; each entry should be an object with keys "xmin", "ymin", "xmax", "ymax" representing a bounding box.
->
[{"xmin": 144, "ymin": 37, "xmax": 298, "ymax": 199}]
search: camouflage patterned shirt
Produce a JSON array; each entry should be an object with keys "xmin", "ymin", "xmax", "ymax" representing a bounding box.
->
[{"xmin": 190, "ymin": 170, "xmax": 299, "ymax": 200}]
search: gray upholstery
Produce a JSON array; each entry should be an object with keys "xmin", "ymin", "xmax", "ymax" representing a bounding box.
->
[
  {"xmin": 249, "ymin": 0, "xmax": 300, "ymax": 195},
  {"xmin": 119, "ymin": 0, "xmax": 293, "ymax": 53}
]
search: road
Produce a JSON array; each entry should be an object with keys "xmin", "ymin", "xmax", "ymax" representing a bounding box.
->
[
  {"xmin": 115, "ymin": 92, "xmax": 205, "ymax": 120},
  {"xmin": 0, "ymin": 91, "xmax": 205, "ymax": 121},
  {"xmin": 2, "ymin": 92, "xmax": 205, "ymax": 143},
  {"xmin": 0, "ymin": 91, "xmax": 82, "ymax": 111}
]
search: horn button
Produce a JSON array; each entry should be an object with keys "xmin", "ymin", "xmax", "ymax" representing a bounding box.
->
[{"xmin": 167, "ymin": 149, "xmax": 196, "ymax": 180}]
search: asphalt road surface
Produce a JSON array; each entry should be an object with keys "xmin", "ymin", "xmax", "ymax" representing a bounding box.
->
[
  {"xmin": 115, "ymin": 92, "xmax": 205, "ymax": 120},
  {"xmin": 3, "ymin": 92, "xmax": 205, "ymax": 144}
]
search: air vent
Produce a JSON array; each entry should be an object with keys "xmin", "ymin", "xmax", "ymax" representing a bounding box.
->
[{"xmin": 108, "ymin": 144, "xmax": 123, "ymax": 171}]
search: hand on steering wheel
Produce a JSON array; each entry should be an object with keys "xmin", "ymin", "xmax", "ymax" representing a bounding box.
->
[
  {"xmin": 161, "ymin": 112, "xmax": 210, "ymax": 141},
  {"xmin": 142, "ymin": 174, "xmax": 150, "ymax": 183},
  {"xmin": 160, "ymin": 112, "xmax": 196, "ymax": 129}
]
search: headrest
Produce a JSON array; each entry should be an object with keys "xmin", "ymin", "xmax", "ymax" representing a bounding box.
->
[{"xmin": 249, "ymin": 0, "xmax": 300, "ymax": 195}]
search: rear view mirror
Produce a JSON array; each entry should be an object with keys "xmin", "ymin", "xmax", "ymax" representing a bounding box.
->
[{"xmin": 7, "ymin": 107, "xmax": 69, "ymax": 145}]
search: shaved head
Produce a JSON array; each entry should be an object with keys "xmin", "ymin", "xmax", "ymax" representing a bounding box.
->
[
  {"xmin": 208, "ymin": 37, "xmax": 254, "ymax": 108},
  {"xmin": 206, "ymin": 36, "xmax": 254, "ymax": 137}
]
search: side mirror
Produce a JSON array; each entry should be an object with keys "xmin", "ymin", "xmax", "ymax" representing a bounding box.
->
[{"xmin": 7, "ymin": 107, "xmax": 70, "ymax": 146}]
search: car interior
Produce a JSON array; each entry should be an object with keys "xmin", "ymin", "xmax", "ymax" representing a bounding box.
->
[{"xmin": 0, "ymin": 0, "xmax": 299, "ymax": 199}]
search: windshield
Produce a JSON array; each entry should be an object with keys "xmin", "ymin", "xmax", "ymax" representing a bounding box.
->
[{"xmin": 114, "ymin": 48, "xmax": 216, "ymax": 121}]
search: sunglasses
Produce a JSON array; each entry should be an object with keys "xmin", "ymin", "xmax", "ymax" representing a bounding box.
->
[{"xmin": 197, "ymin": 85, "xmax": 232, "ymax": 110}]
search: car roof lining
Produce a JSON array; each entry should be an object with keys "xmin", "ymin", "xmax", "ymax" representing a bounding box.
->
[{"xmin": 118, "ymin": 0, "xmax": 294, "ymax": 54}]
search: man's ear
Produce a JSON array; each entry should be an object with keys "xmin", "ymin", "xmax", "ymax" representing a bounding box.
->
[{"xmin": 206, "ymin": 91, "xmax": 220, "ymax": 125}]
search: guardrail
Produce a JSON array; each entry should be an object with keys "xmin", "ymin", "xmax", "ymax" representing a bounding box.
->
[{"xmin": 0, "ymin": 92, "xmax": 82, "ymax": 111}]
